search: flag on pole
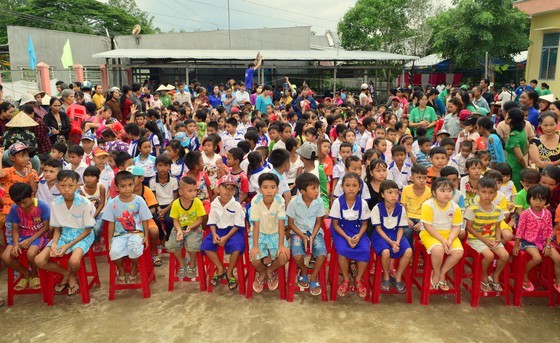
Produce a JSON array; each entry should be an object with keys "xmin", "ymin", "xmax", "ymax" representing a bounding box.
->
[
  {"xmin": 61, "ymin": 39, "xmax": 74, "ymax": 69},
  {"xmin": 27, "ymin": 34, "xmax": 36, "ymax": 70}
]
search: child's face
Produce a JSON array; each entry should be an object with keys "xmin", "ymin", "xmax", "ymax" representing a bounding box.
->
[
  {"xmin": 375, "ymin": 129, "xmax": 386, "ymax": 138},
  {"xmin": 349, "ymin": 120, "xmax": 357, "ymax": 130},
  {"xmin": 165, "ymin": 146, "xmax": 178, "ymax": 160},
  {"xmin": 370, "ymin": 164, "xmax": 388, "ymax": 182},
  {"xmin": 218, "ymin": 184, "xmax": 236, "ymax": 202},
  {"xmin": 156, "ymin": 162, "xmax": 171, "ymax": 175},
  {"xmin": 540, "ymin": 175, "xmax": 558, "ymax": 191},
  {"xmin": 305, "ymin": 132, "xmax": 315, "ymax": 142},
  {"xmin": 480, "ymin": 155, "xmax": 490, "ymax": 168},
  {"xmin": 82, "ymin": 140, "xmax": 94, "ymax": 152},
  {"xmin": 393, "ymin": 151, "xmax": 406, "ymax": 165},
  {"xmin": 58, "ymin": 177, "xmax": 79, "ymax": 201},
  {"xmin": 83, "ymin": 175, "xmax": 99, "ymax": 188},
  {"xmin": 344, "ymin": 132, "xmax": 356, "ymax": 144},
  {"xmin": 117, "ymin": 178, "xmax": 135, "ymax": 197},
  {"xmin": 339, "ymin": 147, "xmax": 352, "ymax": 162},
  {"xmin": 375, "ymin": 140, "xmax": 387, "ymax": 153},
  {"xmin": 502, "ymin": 174, "xmax": 511, "ymax": 183},
  {"xmin": 180, "ymin": 182, "xmax": 197, "ymax": 200},
  {"xmin": 420, "ymin": 142, "xmax": 431, "ymax": 154},
  {"xmin": 333, "ymin": 118, "xmax": 344, "ymax": 126},
  {"xmin": 321, "ymin": 142, "xmax": 330, "ymax": 156},
  {"xmin": 521, "ymin": 180, "xmax": 538, "ymax": 190},
  {"xmin": 433, "ymin": 184, "xmax": 453, "ymax": 204},
  {"xmin": 226, "ymin": 123, "xmax": 237, "ymax": 135},
  {"xmin": 347, "ymin": 160, "xmax": 362, "ymax": 174},
  {"xmin": 16, "ymin": 197, "xmax": 34, "ymax": 212},
  {"xmin": 478, "ymin": 186, "xmax": 497, "ymax": 204},
  {"xmin": 411, "ymin": 173, "xmax": 428, "ymax": 187},
  {"xmin": 341, "ymin": 177, "xmax": 361, "ymax": 198},
  {"xmin": 301, "ymin": 184, "xmax": 319, "ymax": 200},
  {"xmin": 119, "ymin": 158, "xmax": 134, "ymax": 171},
  {"xmin": 226, "ymin": 153, "xmax": 237, "ymax": 167},
  {"xmin": 93, "ymin": 154, "xmax": 108, "ymax": 167},
  {"xmin": 259, "ymin": 180, "xmax": 278, "ymax": 201},
  {"xmin": 443, "ymin": 144, "xmax": 455, "ymax": 157},
  {"xmin": 268, "ymin": 129, "xmax": 279, "ymax": 141},
  {"xmin": 401, "ymin": 139, "xmax": 412, "ymax": 153},
  {"xmin": 386, "ymin": 131, "xmax": 397, "ymax": 143},
  {"xmin": 67, "ymin": 153, "xmax": 82, "ymax": 166},
  {"xmin": 467, "ymin": 163, "xmax": 482, "ymax": 179},
  {"xmin": 140, "ymin": 141, "xmax": 152, "ymax": 156},
  {"xmin": 207, "ymin": 126, "xmax": 217, "ymax": 135},
  {"xmin": 203, "ymin": 141, "xmax": 214, "ymax": 155},
  {"xmin": 10, "ymin": 151, "xmax": 30, "ymax": 168},
  {"xmin": 431, "ymin": 153, "xmax": 448, "ymax": 170},
  {"xmin": 382, "ymin": 188, "xmax": 399, "ymax": 205},
  {"xmin": 529, "ymin": 196, "xmax": 547, "ymax": 212},
  {"xmin": 42, "ymin": 165, "xmax": 59, "ymax": 183},
  {"xmin": 460, "ymin": 146, "xmax": 472, "ymax": 158},
  {"xmin": 446, "ymin": 174, "xmax": 459, "ymax": 189},
  {"xmin": 136, "ymin": 116, "xmax": 146, "ymax": 127},
  {"xmin": 50, "ymin": 148, "xmax": 64, "ymax": 160},
  {"xmin": 187, "ymin": 122, "xmax": 197, "ymax": 134},
  {"xmin": 282, "ymin": 127, "xmax": 292, "ymax": 140}
]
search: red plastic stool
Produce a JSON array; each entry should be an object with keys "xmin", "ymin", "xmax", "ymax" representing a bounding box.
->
[
  {"xmin": 412, "ymin": 240, "xmax": 464, "ymax": 305},
  {"xmin": 168, "ymin": 249, "xmax": 207, "ymax": 292},
  {"xmin": 462, "ymin": 241, "xmax": 510, "ymax": 307},
  {"xmin": 287, "ymin": 255, "xmax": 328, "ymax": 302},
  {"xmin": 328, "ymin": 249, "xmax": 372, "ymax": 301},
  {"xmin": 6, "ymin": 250, "xmax": 45, "ymax": 306},
  {"xmin": 371, "ymin": 253, "xmax": 412, "ymax": 304},
  {"xmin": 40, "ymin": 249, "xmax": 100, "ymax": 306},
  {"xmin": 506, "ymin": 242, "xmax": 556, "ymax": 307},
  {"xmin": 246, "ymin": 261, "xmax": 287, "ymax": 300},
  {"xmin": 108, "ymin": 246, "xmax": 155, "ymax": 300},
  {"xmin": 205, "ymin": 246, "xmax": 245, "ymax": 295},
  {"xmin": 92, "ymin": 222, "xmax": 109, "ymax": 257}
]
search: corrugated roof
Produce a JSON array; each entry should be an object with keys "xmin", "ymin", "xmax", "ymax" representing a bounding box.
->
[
  {"xmin": 405, "ymin": 54, "xmax": 446, "ymax": 68},
  {"xmin": 92, "ymin": 49, "xmax": 418, "ymax": 61}
]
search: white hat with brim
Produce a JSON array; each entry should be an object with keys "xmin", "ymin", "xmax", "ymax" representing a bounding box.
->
[
  {"xmin": 6, "ymin": 111, "xmax": 39, "ymax": 128},
  {"xmin": 32, "ymin": 90, "xmax": 46, "ymax": 98},
  {"xmin": 166, "ymin": 84, "xmax": 176, "ymax": 91},
  {"xmin": 41, "ymin": 94, "xmax": 52, "ymax": 106},
  {"xmin": 19, "ymin": 93, "xmax": 37, "ymax": 106},
  {"xmin": 539, "ymin": 94, "xmax": 556, "ymax": 103},
  {"xmin": 156, "ymin": 84, "xmax": 168, "ymax": 92}
]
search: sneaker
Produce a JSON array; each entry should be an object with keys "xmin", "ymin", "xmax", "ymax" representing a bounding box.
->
[{"xmin": 186, "ymin": 266, "xmax": 197, "ymax": 279}]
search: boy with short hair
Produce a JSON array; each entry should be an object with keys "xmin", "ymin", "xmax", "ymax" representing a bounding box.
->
[
  {"xmin": 298, "ymin": 142, "xmax": 329, "ymax": 211},
  {"xmin": 149, "ymin": 154, "xmax": 178, "ymax": 247},
  {"xmin": 460, "ymin": 157, "xmax": 483, "ymax": 208},
  {"xmin": 2, "ymin": 183, "xmax": 50, "ymax": 292},
  {"xmin": 124, "ymin": 123, "xmax": 141, "ymax": 157},
  {"xmin": 415, "ymin": 136, "xmax": 432, "ymax": 168},
  {"xmin": 268, "ymin": 148, "xmax": 292, "ymax": 204},
  {"xmin": 225, "ymin": 147, "xmax": 250, "ymax": 204},
  {"xmin": 427, "ymin": 147, "xmax": 449, "ymax": 186},
  {"xmin": 166, "ymin": 176, "xmax": 207, "ymax": 279},
  {"xmin": 50, "ymin": 142, "xmax": 68, "ymax": 168},
  {"xmin": 359, "ymin": 117, "xmax": 375, "ymax": 150},
  {"xmin": 103, "ymin": 171, "xmax": 152, "ymax": 283},
  {"xmin": 387, "ymin": 145, "xmax": 411, "ymax": 191},
  {"xmin": 92, "ymin": 147, "xmax": 114, "ymax": 193},
  {"xmin": 331, "ymin": 124, "xmax": 347, "ymax": 160},
  {"xmin": 184, "ymin": 119, "xmax": 201, "ymax": 152},
  {"xmin": 35, "ymin": 170, "xmax": 96, "ymax": 295},
  {"xmin": 81, "ymin": 133, "xmax": 96, "ymax": 165},
  {"xmin": 456, "ymin": 140, "xmax": 473, "ymax": 177},
  {"xmin": 272, "ymin": 123, "xmax": 292, "ymax": 151},
  {"xmin": 222, "ymin": 117, "xmax": 244, "ymax": 153},
  {"xmin": 109, "ymin": 152, "xmax": 134, "ymax": 199},
  {"xmin": 64, "ymin": 145, "xmax": 88, "ymax": 184},
  {"xmin": 514, "ymin": 168, "xmax": 541, "ymax": 215},
  {"xmin": 401, "ymin": 164, "xmax": 432, "ymax": 246},
  {"xmin": 267, "ymin": 124, "xmax": 280, "ymax": 152},
  {"xmin": 287, "ymin": 173, "xmax": 326, "ymax": 296},
  {"xmin": 440, "ymin": 137, "xmax": 459, "ymax": 171},
  {"xmin": 249, "ymin": 173, "xmax": 290, "ymax": 293},
  {"xmin": 37, "ymin": 159, "xmax": 63, "ymax": 206},
  {"xmin": 333, "ymin": 142, "xmax": 353, "ymax": 192}
]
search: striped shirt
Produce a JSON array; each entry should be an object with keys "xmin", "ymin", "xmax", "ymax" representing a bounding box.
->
[{"xmin": 463, "ymin": 203, "xmax": 504, "ymax": 239}]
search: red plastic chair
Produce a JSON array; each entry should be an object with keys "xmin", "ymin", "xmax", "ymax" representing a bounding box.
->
[
  {"xmin": 168, "ymin": 249, "xmax": 207, "ymax": 292},
  {"xmin": 39, "ymin": 249, "xmax": 100, "ymax": 306},
  {"xmin": 205, "ymin": 246, "xmax": 245, "ymax": 295},
  {"xmin": 506, "ymin": 242, "xmax": 556, "ymax": 307},
  {"xmin": 6, "ymin": 250, "xmax": 45, "ymax": 306},
  {"xmin": 371, "ymin": 253, "xmax": 412, "ymax": 304},
  {"xmin": 462, "ymin": 241, "xmax": 510, "ymax": 307},
  {"xmin": 412, "ymin": 238, "xmax": 464, "ymax": 305},
  {"xmin": 286, "ymin": 255, "xmax": 328, "ymax": 302},
  {"xmin": 246, "ymin": 261, "xmax": 287, "ymax": 300},
  {"xmin": 328, "ymin": 249, "xmax": 372, "ymax": 302},
  {"xmin": 108, "ymin": 245, "xmax": 155, "ymax": 300}
]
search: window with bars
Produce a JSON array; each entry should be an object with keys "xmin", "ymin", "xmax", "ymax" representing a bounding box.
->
[{"xmin": 540, "ymin": 33, "xmax": 559, "ymax": 80}]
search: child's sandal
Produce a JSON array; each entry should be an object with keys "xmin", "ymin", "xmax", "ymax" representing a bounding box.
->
[
  {"xmin": 438, "ymin": 280, "xmax": 450, "ymax": 291},
  {"xmin": 228, "ymin": 277, "xmax": 238, "ymax": 291},
  {"xmin": 337, "ymin": 280, "xmax": 350, "ymax": 297},
  {"xmin": 117, "ymin": 275, "xmax": 126, "ymax": 284},
  {"xmin": 253, "ymin": 274, "xmax": 265, "ymax": 293},
  {"xmin": 29, "ymin": 277, "xmax": 41, "ymax": 290},
  {"xmin": 14, "ymin": 277, "xmax": 29, "ymax": 291},
  {"xmin": 210, "ymin": 272, "xmax": 226, "ymax": 286},
  {"xmin": 152, "ymin": 256, "xmax": 163, "ymax": 267},
  {"xmin": 355, "ymin": 280, "xmax": 367, "ymax": 298},
  {"xmin": 54, "ymin": 283, "xmax": 68, "ymax": 294},
  {"xmin": 381, "ymin": 279, "xmax": 391, "ymax": 292},
  {"xmin": 177, "ymin": 268, "xmax": 186, "ymax": 280},
  {"xmin": 67, "ymin": 283, "xmax": 80, "ymax": 297},
  {"xmin": 480, "ymin": 281, "xmax": 492, "ymax": 292},
  {"xmin": 126, "ymin": 274, "xmax": 137, "ymax": 284},
  {"xmin": 309, "ymin": 281, "xmax": 322, "ymax": 296},
  {"xmin": 297, "ymin": 275, "xmax": 310, "ymax": 288},
  {"xmin": 488, "ymin": 276, "xmax": 502, "ymax": 292}
]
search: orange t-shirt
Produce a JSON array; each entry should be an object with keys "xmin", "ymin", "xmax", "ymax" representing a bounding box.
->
[
  {"xmin": 0, "ymin": 167, "xmax": 39, "ymax": 214},
  {"xmin": 322, "ymin": 156, "xmax": 333, "ymax": 178},
  {"xmin": 141, "ymin": 186, "xmax": 158, "ymax": 229},
  {"xmin": 426, "ymin": 167, "xmax": 439, "ymax": 187}
]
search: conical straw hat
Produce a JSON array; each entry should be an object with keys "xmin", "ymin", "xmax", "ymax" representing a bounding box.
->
[{"xmin": 6, "ymin": 111, "xmax": 39, "ymax": 128}]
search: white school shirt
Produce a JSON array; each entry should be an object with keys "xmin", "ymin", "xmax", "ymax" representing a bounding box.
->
[
  {"xmin": 387, "ymin": 161, "xmax": 411, "ymax": 190},
  {"xmin": 64, "ymin": 161, "xmax": 88, "ymax": 184},
  {"xmin": 222, "ymin": 131, "xmax": 244, "ymax": 153},
  {"xmin": 371, "ymin": 205, "xmax": 409, "ymax": 230},
  {"xmin": 208, "ymin": 197, "xmax": 245, "ymax": 229},
  {"xmin": 37, "ymin": 181, "xmax": 60, "ymax": 207},
  {"xmin": 359, "ymin": 130, "xmax": 372, "ymax": 150},
  {"xmin": 99, "ymin": 165, "xmax": 115, "ymax": 194},
  {"xmin": 331, "ymin": 139, "xmax": 343, "ymax": 160},
  {"xmin": 330, "ymin": 197, "xmax": 371, "ymax": 221}
]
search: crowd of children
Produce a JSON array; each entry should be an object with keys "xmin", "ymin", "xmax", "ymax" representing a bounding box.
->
[{"xmin": 1, "ymin": 79, "xmax": 560, "ymax": 308}]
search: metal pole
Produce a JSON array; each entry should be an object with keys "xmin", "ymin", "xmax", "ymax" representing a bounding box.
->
[
  {"xmin": 485, "ymin": 52, "xmax": 488, "ymax": 79},
  {"xmin": 186, "ymin": 65, "xmax": 190, "ymax": 86},
  {"xmin": 227, "ymin": 0, "xmax": 232, "ymax": 50},
  {"xmin": 333, "ymin": 66, "xmax": 337, "ymax": 96}
]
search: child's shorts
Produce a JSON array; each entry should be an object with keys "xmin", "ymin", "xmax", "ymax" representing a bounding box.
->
[
  {"xmin": 6, "ymin": 234, "xmax": 49, "ymax": 249},
  {"xmin": 290, "ymin": 232, "xmax": 327, "ymax": 258},
  {"xmin": 201, "ymin": 227, "xmax": 245, "ymax": 254},
  {"xmin": 519, "ymin": 239, "xmax": 538, "ymax": 250},
  {"xmin": 419, "ymin": 229, "xmax": 463, "ymax": 254},
  {"xmin": 467, "ymin": 238, "xmax": 505, "ymax": 253},
  {"xmin": 249, "ymin": 231, "xmax": 289, "ymax": 260},
  {"xmin": 110, "ymin": 233, "xmax": 144, "ymax": 260},
  {"xmin": 371, "ymin": 229, "xmax": 411, "ymax": 259},
  {"xmin": 166, "ymin": 228, "xmax": 202, "ymax": 252},
  {"xmin": 47, "ymin": 227, "xmax": 95, "ymax": 255}
]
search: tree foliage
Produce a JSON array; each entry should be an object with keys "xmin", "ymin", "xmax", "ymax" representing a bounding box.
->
[
  {"xmin": 0, "ymin": 0, "xmax": 155, "ymax": 44},
  {"xmin": 429, "ymin": 0, "xmax": 530, "ymax": 68},
  {"xmin": 108, "ymin": 0, "xmax": 154, "ymax": 33}
]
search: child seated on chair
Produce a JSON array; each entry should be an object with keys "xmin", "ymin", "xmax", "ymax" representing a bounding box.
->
[
  {"xmin": 166, "ymin": 176, "xmax": 207, "ymax": 280},
  {"xmin": 512, "ymin": 185, "xmax": 560, "ymax": 293},
  {"xmin": 464, "ymin": 177, "xmax": 510, "ymax": 292},
  {"xmin": 2, "ymin": 183, "xmax": 50, "ymax": 292},
  {"xmin": 371, "ymin": 180, "xmax": 412, "ymax": 294},
  {"xmin": 420, "ymin": 177, "xmax": 464, "ymax": 291},
  {"xmin": 78, "ymin": 166, "xmax": 106, "ymax": 241},
  {"xmin": 330, "ymin": 172, "xmax": 371, "ymax": 298},
  {"xmin": 249, "ymin": 173, "xmax": 290, "ymax": 293},
  {"xmin": 103, "ymin": 171, "xmax": 152, "ymax": 284},
  {"xmin": 35, "ymin": 170, "xmax": 96, "ymax": 296},
  {"xmin": 287, "ymin": 172, "xmax": 327, "ymax": 296},
  {"xmin": 202, "ymin": 175, "xmax": 246, "ymax": 290}
]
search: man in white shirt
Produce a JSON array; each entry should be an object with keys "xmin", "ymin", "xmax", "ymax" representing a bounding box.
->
[
  {"xmin": 234, "ymin": 83, "xmax": 250, "ymax": 106},
  {"xmin": 174, "ymin": 82, "xmax": 193, "ymax": 110}
]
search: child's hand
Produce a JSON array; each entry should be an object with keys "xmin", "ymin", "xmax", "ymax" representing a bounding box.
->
[
  {"xmin": 142, "ymin": 235, "xmax": 148, "ymax": 245},
  {"xmin": 58, "ymin": 244, "xmax": 69, "ymax": 256},
  {"xmin": 444, "ymin": 240, "xmax": 452, "ymax": 254},
  {"xmin": 543, "ymin": 246, "xmax": 552, "ymax": 257},
  {"xmin": 176, "ymin": 229, "xmax": 184, "ymax": 241},
  {"xmin": 485, "ymin": 238, "xmax": 498, "ymax": 249},
  {"xmin": 50, "ymin": 244, "xmax": 59, "ymax": 257},
  {"xmin": 19, "ymin": 237, "xmax": 32, "ymax": 249},
  {"xmin": 249, "ymin": 247, "xmax": 261, "ymax": 261},
  {"xmin": 408, "ymin": 219, "xmax": 414, "ymax": 228},
  {"xmin": 217, "ymin": 236, "xmax": 227, "ymax": 246},
  {"xmin": 12, "ymin": 244, "xmax": 21, "ymax": 257},
  {"xmin": 212, "ymin": 233, "xmax": 220, "ymax": 244},
  {"xmin": 157, "ymin": 209, "xmax": 165, "ymax": 220},
  {"xmin": 512, "ymin": 246, "xmax": 519, "ymax": 256},
  {"xmin": 413, "ymin": 222, "xmax": 422, "ymax": 231},
  {"xmin": 346, "ymin": 236, "xmax": 354, "ymax": 248}
]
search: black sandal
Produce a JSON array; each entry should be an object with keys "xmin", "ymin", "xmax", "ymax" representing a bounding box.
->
[
  {"xmin": 67, "ymin": 283, "xmax": 80, "ymax": 296},
  {"xmin": 228, "ymin": 277, "xmax": 238, "ymax": 290},
  {"xmin": 210, "ymin": 272, "xmax": 226, "ymax": 286}
]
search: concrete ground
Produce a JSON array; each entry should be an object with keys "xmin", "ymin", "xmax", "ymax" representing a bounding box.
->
[{"xmin": 1, "ymin": 254, "xmax": 559, "ymax": 343}]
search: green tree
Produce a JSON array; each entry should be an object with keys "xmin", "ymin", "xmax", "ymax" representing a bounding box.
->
[
  {"xmin": 108, "ymin": 0, "xmax": 154, "ymax": 33},
  {"xmin": 0, "ymin": 0, "xmax": 155, "ymax": 44},
  {"xmin": 337, "ymin": 0, "xmax": 411, "ymax": 53},
  {"xmin": 429, "ymin": 0, "xmax": 530, "ymax": 79}
]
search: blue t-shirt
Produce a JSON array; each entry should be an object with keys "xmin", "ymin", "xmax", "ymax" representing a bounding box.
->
[
  {"xmin": 103, "ymin": 195, "xmax": 153, "ymax": 236},
  {"xmin": 527, "ymin": 107, "xmax": 539, "ymax": 129},
  {"xmin": 488, "ymin": 133, "xmax": 505, "ymax": 164},
  {"xmin": 245, "ymin": 67, "xmax": 255, "ymax": 90},
  {"xmin": 6, "ymin": 199, "xmax": 50, "ymax": 238}
]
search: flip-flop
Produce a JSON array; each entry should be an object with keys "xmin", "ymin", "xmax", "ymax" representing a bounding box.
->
[
  {"xmin": 253, "ymin": 275, "xmax": 265, "ymax": 293},
  {"xmin": 297, "ymin": 275, "xmax": 310, "ymax": 288},
  {"xmin": 381, "ymin": 279, "xmax": 391, "ymax": 292},
  {"xmin": 210, "ymin": 272, "xmax": 227, "ymax": 286},
  {"xmin": 310, "ymin": 281, "xmax": 322, "ymax": 296},
  {"xmin": 267, "ymin": 273, "xmax": 279, "ymax": 291},
  {"xmin": 152, "ymin": 256, "xmax": 163, "ymax": 267},
  {"xmin": 14, "ymin": 277, "xmax": 29, "ymax": 291},
  {"xmin": 67, "ymin": 283, "xmax": 80, "ymax": 296},
  {"xmin": 29, "ymin": 277, "xmax": 41, "ymax": 290},
  {"xmin": 438, "ymin": 280, "xmax": 450, "ymax": 291},
  {"xmin": 228, "ymin": 277, "xmax": 238, "ymax": 291},
  {"xmin": 54, "ymin": 283, "xmax": 68, "ymax": 294}
]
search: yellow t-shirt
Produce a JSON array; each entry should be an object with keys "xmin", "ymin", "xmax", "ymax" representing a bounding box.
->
[
  {"xmin": 169, "ymin": 198, "xmax": 206, "ymax": 229},
  {"xmin": 420, "ymin": 198, "xmax": 463, "ymax": 231},
  {"xmin": 400, "ymin": 185, "xmax": 432, "ymax": 219}
]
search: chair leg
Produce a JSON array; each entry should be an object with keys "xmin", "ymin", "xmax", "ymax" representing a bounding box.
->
[
  {"xmin": 237, "ymin": 256, "xmax": 246, "ymax": 296},
  {"xmin": 197, "ymin": 252, "xmax": 207, "ymax": 292},
  {"xmin": 168, "ymin": 253, "xmax": 176, "ymax": 292},
  {"xmin": 78, "ymin": 259, "xmax": 90, "ymax": 304},
  {"xmin": 372, "ymin": 256, "xmax": 382, "ymax": 304},
  {"xmin": 420, "ymin": 251, "xmax": 432, "ymax": 306},
  {"xmin": 287, "ymin": 257, "xmax": 296, "ymax": 303}
]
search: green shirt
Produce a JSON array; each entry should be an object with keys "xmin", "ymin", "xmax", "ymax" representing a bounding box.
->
[
  {"xmin": 409, "ymin": 106, "xmax": 438, "ymax": 138},
  {"xmin": 514, "ymin": 189, "xmax": 529, "ymax": 211},
  {"xmin": 505, "ymin": 129, "xmax": 527, "ymax": 189},
  {"xmin": 542, "ymin": 89, "xmax": 551, "ymax": 96}
]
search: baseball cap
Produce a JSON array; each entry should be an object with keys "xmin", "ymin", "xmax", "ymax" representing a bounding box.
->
[
  {"xmin": 126, "ymin": 165, "xmax": 144, "ymax": 176},
  {"xmin": 361, "ymin": 83, "xmax": 368, "ymax": 90},
  {"xmin": 436, "ymin": 129, "xmax": 450, "ymax": 137},
  {"xmin": 8, "ymin": 142, "xmax": 29, "ymax": 156},
  {"xmin": 82, "ymin": 132, "xmax": 96, "ymax": 141},
  {"xmin": 93, "ymin": 147, "xmax": 109, "ymax": 157},
  {"xmin": 297, "ymin": 142, "xmax": 318, "ymax": 160},
  {"xmin": 459, "ymin": 109, "xmax": 472, "ymax": 122},
  {"xmin": 230, "ymin": 107, "xmax": 240, "ymax": 114},
  {"xmin": 81, "ymin": 81, "xmax": 92, "ymax": 90},
  {"xmin": 217, "ymin": 174, "xmax": 239, "ymax": 188},
  {"xmin": 323, "ymin": 97, "xmax": 332, "ymax": 102},
  {"xmin": 463, "ymin": 115, "xmax": 478, "ymax": 126}
]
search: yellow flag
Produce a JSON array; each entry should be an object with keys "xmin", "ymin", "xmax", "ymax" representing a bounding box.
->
[{"xmin": 61, "ymin": 39, "xmax": 74, "ymax": 68}]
